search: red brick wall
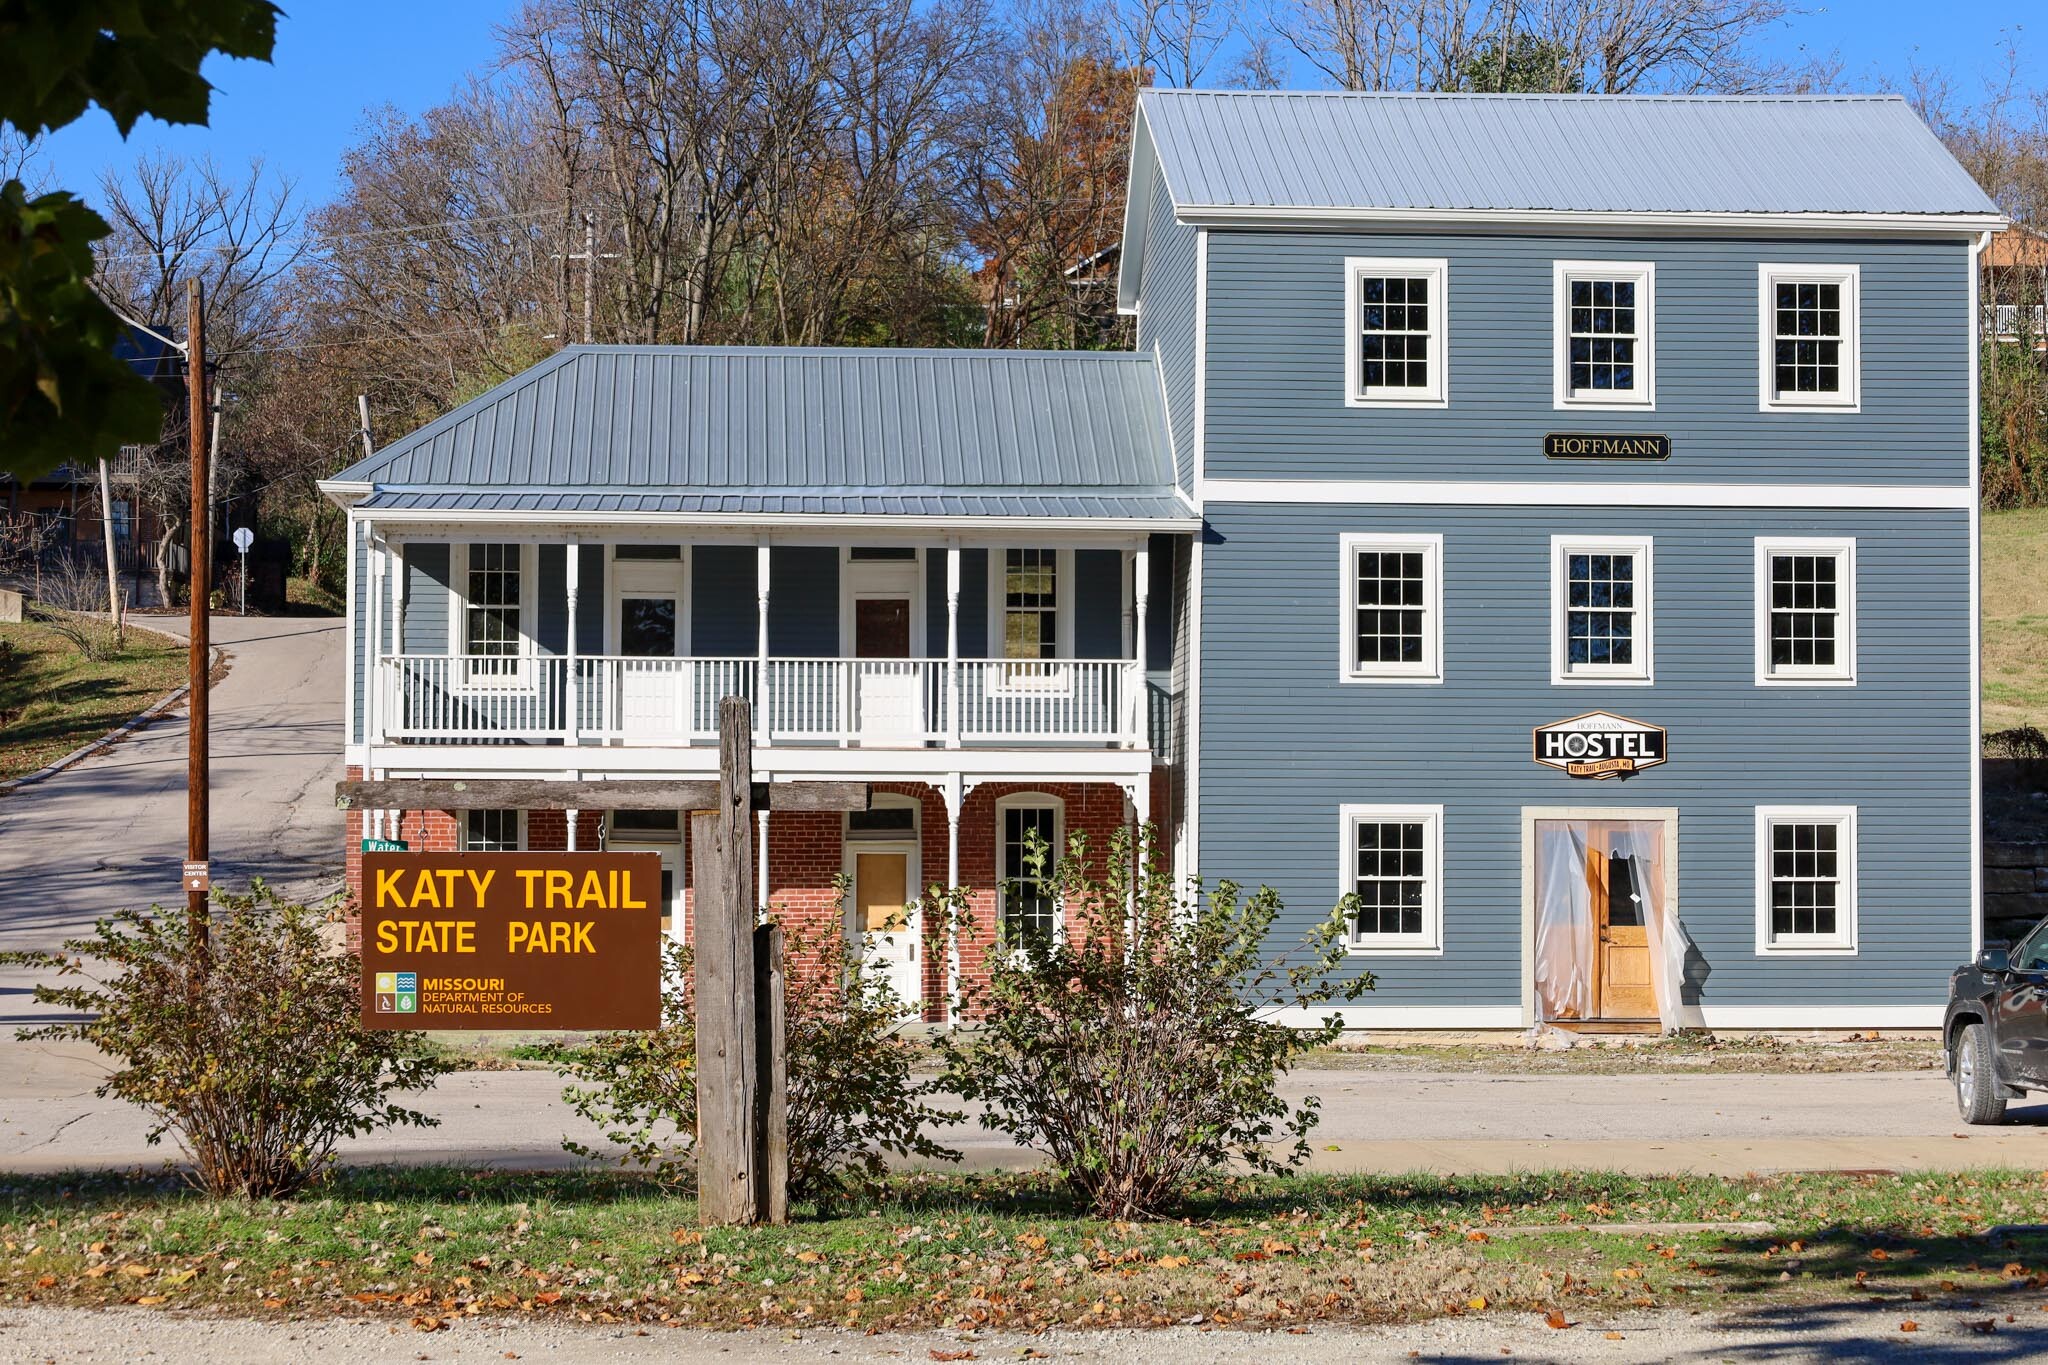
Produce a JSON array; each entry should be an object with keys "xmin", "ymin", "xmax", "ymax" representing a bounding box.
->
[{"xmin": 338, "ymin": 766, "xmax": 1172, "ymax": 1024}]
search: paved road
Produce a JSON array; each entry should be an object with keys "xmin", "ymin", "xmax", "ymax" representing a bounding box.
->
[
  {"xmin": 0, "ymin": 614, "xmax": 345, "ymax": 1027},
  {"xmin": 6, "ymin": 1059, "xmax": 2048, "ymax": 1176}
]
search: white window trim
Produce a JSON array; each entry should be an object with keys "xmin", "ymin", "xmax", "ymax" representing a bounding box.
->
[
  {"xmin": 1754, "ymin": 537, "xmax": 1857, "ymax": 686},
  {"xmin": 1754, "ymin": 805, "xmax": 1858, "ymax": 956},
  {"xmin": 1550, "ymin": 535, "xmax": 1654, "ymax": 686},
  {"xmin": 1337, "ymin": 532, "xmax": 1443, "ymax": 684},
  {"xmin": 995, "ymin": 792, "xmax": 1066, "ymax": 947},
  {"xmin": 458, "ymin": 808, "xmax": 527, "ymax": 852},
  {"xmin": 1757, "ymin": 263, "xmax": 1861, "ymax": 413},
  {"xmin": 1343, "ymin": 256, "xmax": 1449, "ymax": 408},
  {"xmin": 448, "ymin": 541, "xmax": 538, "ymax": 688},
  {"xmin": 1339, "ymin": 803, "xmax": 1444, "ymax": 956},
  {"xmin": 1553, "ymin": 260, "xmax": 1656, "ymax": 410}
]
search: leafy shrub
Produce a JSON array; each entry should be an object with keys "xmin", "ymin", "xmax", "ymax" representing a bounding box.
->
[
  {"xmin": 3, "ymin": 882, "xmax": 456, "ymax": 1198},
  {"xmin": 548, "ymin": 898, "xmax": 959, "ymax": 1202},
  {"xmin": 937, "ymin": 825, "xmax": 1370, "ymax": 1219}
]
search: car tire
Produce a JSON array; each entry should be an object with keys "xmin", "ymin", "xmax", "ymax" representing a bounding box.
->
[{"xmin": 1954, "ymin": 1022, "xmax": 2008, "ymax": 1125}]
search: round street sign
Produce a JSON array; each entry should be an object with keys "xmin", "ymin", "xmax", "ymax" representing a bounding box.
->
[{"xmin": 232, "ymin": 526, "xmax": 254, "ymax": 552}]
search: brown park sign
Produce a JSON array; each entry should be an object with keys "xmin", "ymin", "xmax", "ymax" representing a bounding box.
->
[{"xmin": 359, "ymin": 852, "xmax": 662, "ymax": 1031}]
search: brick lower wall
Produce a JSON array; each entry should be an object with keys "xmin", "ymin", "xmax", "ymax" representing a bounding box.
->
[{"xmin": 339, "ymin": 769, "xmax": 1170, "ymax": 1022}]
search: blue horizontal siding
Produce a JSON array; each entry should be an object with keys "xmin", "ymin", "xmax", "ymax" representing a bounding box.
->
[
  {"xmin": 1198, "ymin": 502, "xmax": 1973, "ymax": 1010},
  {"xmin": 1205, "ymin": 230, "xmax": 1973, "ymax": 485}
]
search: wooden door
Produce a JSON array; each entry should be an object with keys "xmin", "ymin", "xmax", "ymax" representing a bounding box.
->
[{"xmin": 1589, "ymin": 825, "xmax": 1656, "ymax": 1020}]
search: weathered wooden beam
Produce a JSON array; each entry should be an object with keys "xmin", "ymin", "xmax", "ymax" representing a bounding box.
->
[
  {"xmin": 335, "ymin": 778, "xmax": 869, "ymax": 814},
  {"xmin": 694, "ymin": 698, "xmax": 760, "ymax": 1226},
  {"xmin": 754, "ymin": 922, "xmax": 788, "ymax": 1225}
]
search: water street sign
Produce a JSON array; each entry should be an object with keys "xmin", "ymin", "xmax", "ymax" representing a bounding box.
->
[
  {"xmin": 359, "ymin": 852, "xmax": 662, "ymax": 1030},
  {"xmin": 1533, "ymin": 711, "xmax": 1668, "ymax": 779}
]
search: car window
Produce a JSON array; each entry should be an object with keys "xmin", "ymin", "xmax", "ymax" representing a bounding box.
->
[{"xmin": 2017, "ymin": 922, "xmax": 2048, "ymax": 973}]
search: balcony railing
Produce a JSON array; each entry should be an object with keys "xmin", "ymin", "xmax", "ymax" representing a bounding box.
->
[{"xmin": 371, "ymin": 655, "xmax": 1144, "ymax": 749}]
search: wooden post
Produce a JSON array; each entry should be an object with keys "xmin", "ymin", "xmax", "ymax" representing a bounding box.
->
[
  {"xmin": 186, "ymin": 278, "xmax": 210, "ymax": 961},
  {"xmin": 97, "ymin": 457, "xmax": 122, "ymax": 640},
  {"xmin": 755, "ymin": 922, "xmax": 788, "ymax": 1224},
  {"xmin": 692, "ymin": 697, "xmax": 759, "ymax": 1224}
]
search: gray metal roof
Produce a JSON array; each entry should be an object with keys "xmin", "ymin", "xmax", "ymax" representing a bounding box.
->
[
  {"xmin": 332, "ymin": 345, "xmax": 1183, "ymax": 520},
  {"xmin": 1136, "ymin": 90, "xmax": 2001, "ymax": 216},
  {"xmin": 357, "ymin": 489, "xmax": 1192, "ymax": 522}
]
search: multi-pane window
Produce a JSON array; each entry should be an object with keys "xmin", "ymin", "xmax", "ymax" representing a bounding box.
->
[
  {"xmin": 1002, "ymin": 548, "xmax": 1058, "ymax": 660},
  {"xmin": 1341, "ymin": 805, "xmax": 1442, "ymax": 952},
  {"xmin": 462, "ymin": 542, "xmax": 523, "ymax": 672},
  {"xmin": 1757, "ymin": 809, "xmax": 1856, "ymax": 953},
  {"xmin": 1346, "ymin": 258, "xmax": 1447, "ymax": 404},
  {"xmin": 1556, "ymin": 263, "xmax": 1654, "ymax": 405},
  {"xmin": 463, "ymin": 809, "xmax": 521, "ymax": 851},
  {"xmin": 1552, "ymin": 538, "xmax": 1652, "ymax": 682},
  {"xmin": 1340, "ymin": 533, "xmax": 1441, "ymax": 682},
  {"xmin": 1758, "ymin": 540, "xmax": 1854, "ymax": 683},
  {"xmin": 1760, "ymin": 265, "xmax": 1859, "ymax": 409},
  {"xmin": 998, "ymin": 801, "xmax": 1060, "ymax": 950}
]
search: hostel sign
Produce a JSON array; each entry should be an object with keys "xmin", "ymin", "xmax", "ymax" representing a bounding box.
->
[
  {"xmin": 1533, "ymin": 711, "xmax": 1668, "ymax": 779},
  {"xmin": 359, "ymin": 852, "xmax": 661, "ymax": 1030}
]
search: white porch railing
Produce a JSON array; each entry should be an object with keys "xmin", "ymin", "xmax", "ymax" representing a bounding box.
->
[{"xmin": 372, "ymin": 655, "xmax": 1143, "ymax": 749}]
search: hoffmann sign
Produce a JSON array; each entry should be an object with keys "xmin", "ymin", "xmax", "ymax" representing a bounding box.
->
[
  {"xmin": 1532, "ymin": 711, "xmax": 1668, "ymax": 779},
  {"xmin": 360, "ymin": 852, "xmax": 661, "ymax": 1030}
]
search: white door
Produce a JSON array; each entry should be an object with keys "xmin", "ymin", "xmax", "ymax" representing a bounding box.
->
[
  {"xmin": 849, "ymin": 846, "xmax": 921, "ymax": 1007},
  {"xmin": 854, "ymin": 594, "xmax": 918, "ymax": 745},
  {"xmin": 613, "ymin": 584, "xmax": 685, "ymax": 737}
]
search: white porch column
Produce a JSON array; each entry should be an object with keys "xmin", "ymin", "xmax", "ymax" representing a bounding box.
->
[
  {"xmin": 758, "ymin": 808, "xmax": 770, "ymax": 918},
  {"xmin": 943, "ymin": 773, "xmax": 963, "ymax": 1027},
  {"xmin": 364, "ymin": 520, "xmax": 382, "ymax": 750},
  {"xmin": 945, "ymin": 540, "xmax": 961, "ymax": 748},
  {"xmin": 566, "ymin": 807, "xmax": 579, "ymax": 852},
  {"xmin": 755, "ymin": 538, "xmax": 771, "ymax": 744},
  {"xmin": 1132, "ymin": 544, "xmax": 1150, "ymax": 750},
  {"xmin": 564, "ymin": 541, "xmax": 581, "ymax": 746}
]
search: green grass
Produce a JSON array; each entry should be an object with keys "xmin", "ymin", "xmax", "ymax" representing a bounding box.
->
[
  {"xmin": 285, "ymin": 576, "xmax": 344, "ymax": 616},
  {"xmin": 5, "ymin": 1167, "xmax": 2048, "ymax": 1330},
  {"xmin": 1984, "ymin": 507, "xmax": 2048, "ymax": 736},
  {"xmin": 0, "ymin": 620, "xmax": 186, "ymax": 781}
]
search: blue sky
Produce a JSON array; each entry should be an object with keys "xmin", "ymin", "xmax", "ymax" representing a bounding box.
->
[{"xmin": 30, "ymin": 0, "xmax": 2044, "ymax": 211}]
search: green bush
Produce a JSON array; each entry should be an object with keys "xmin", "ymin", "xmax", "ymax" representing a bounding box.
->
[
  {"xmin": 547, "ymin": 901, "xmax": 959, "ymax": 1202},
  {"xmin": 937, "ymin": 825, "xmax": 1371, "ymax": 1219},
  {"xmin": 3, "ymin": 882, "xmax": 456, "ymax": 1198}
]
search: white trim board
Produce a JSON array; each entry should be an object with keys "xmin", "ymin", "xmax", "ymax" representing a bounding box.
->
[
  {"xmin": 1204, "ymin": 479, "xmax": 1973, "ymax": 510},
  {"xmin": 1697, "ymin": 1006, "xmax": 1942, "ymax": 1029},
  {"xmin": 1171, "ymin": 205, "xmax": 2006, "ymax": 237},
  {"xmin": 1260, "ymin": 1006, "xmax": 1525, "ymax": 1030},
  {"xmin": 1260, "ymin": 1005, "xmax": 1939, "ymax": 1030}
]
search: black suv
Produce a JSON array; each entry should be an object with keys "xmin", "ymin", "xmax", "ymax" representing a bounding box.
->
[{"xmin": 1946, "ymin": 917, "xmax": 2048, "ymax": 1123}]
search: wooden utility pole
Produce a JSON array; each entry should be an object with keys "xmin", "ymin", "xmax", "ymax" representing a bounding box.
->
[
  {"xmin": 186, "ymin": 278, "xmax": 211, "ymax": 957},
  {"xmin": 357, "ymin": 394, "xmax": 374, "ymax": 459}
]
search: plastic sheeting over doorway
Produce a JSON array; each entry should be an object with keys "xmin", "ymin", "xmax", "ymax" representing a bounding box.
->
[{"xmin": 1534, "ymin": 819, "xmax": 1701, "ymax": 1032}]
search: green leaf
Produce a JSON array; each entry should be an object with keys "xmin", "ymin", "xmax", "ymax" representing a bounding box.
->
[{"xmin": 0, "ymin": 0, "xmax": 280, "ymax": 138}]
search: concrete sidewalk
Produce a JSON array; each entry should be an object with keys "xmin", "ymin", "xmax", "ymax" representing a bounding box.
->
[{"xmin": 6, "ymin": 1048, "xmax": 2046, "ymax": 1176}]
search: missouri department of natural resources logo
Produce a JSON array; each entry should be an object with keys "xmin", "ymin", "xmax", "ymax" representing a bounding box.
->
[{"xmin": 374, "ymin": 971, "xmax": 418, "ymax": 1014}]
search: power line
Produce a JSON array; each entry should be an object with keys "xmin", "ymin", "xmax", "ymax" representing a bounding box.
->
[{"xmin": 92, "ymin": 205, "xmax": 573, "ymax": 264}]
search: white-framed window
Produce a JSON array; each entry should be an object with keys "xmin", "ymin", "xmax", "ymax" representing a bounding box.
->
[
  {"xmin": 1758, "ymin": 264, "xmax": 1860, "ymax": 412},
  {"xmin": 1755, "ymin": 806, "xmax": 1857, "ymax": 954},
  {"xmin": 987, "ymin": 547, "xmax": 1073, "ymax": 692},
  {"xmin": 1339, "ymin": 803, "xmax": 1443, "ymax": 955},
  {"xmin": 1338, "ymin": 532, "xmax": 1442, "ymax": 684},
  {"xmin": 450, "ymin": 542, "xmax": 534, "ymax": 684},
  {"xmin": 995, "ymin": 793, "xmax": 1064, "ymax": 951},
  {"xmin": 1754, "ymin": 538, "xmax": 1856, "ymax": 685},
  {"xmin": 1553, "ymin": 261, "xmax": 1655, "ymax": 408},
  {"xmin": 1550, "ymin": 536, "xmax": 1653, "ymax": 685},
  {"xmin": 1344, "ymin": 256, "xmax": 1448, "ymax": 407},
  {"xmin": 461, "ymin": 808, "xmax": 525, "ymax": 852}
]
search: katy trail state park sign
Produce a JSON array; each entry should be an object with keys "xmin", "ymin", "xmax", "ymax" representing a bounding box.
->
[
  {"xmin": 1533, "ymin": 711, "xmax": 1669, "ymax": 779},
  {"xmin": 359, "ymin": 852, "xmax": 661, "ymax": 1030}
]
